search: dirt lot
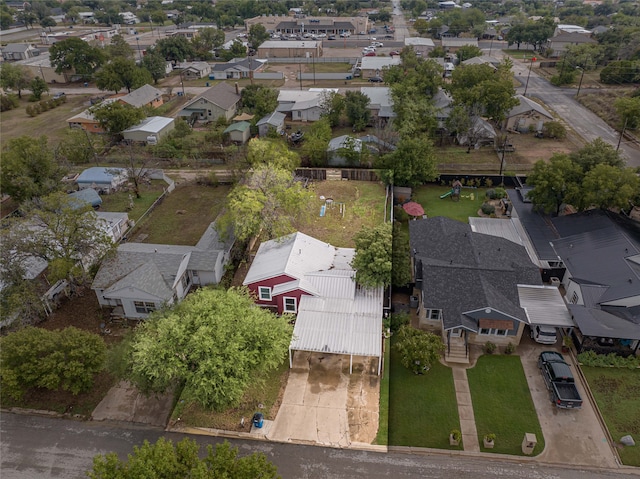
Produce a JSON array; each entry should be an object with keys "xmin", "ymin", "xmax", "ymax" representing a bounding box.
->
[{"xmin": 504, "ymin": 133, "xmax": 580, "ymax": 167}]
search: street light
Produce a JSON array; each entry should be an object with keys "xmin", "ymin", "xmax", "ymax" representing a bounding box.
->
[{"xmin": 576, "ymin": 66, "xmax": 586, "ymax": 97}]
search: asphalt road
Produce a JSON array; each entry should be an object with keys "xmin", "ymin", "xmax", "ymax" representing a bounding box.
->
[{"xmin": 2, "ymin": 413, "xmax": 637, "ymax": 479}]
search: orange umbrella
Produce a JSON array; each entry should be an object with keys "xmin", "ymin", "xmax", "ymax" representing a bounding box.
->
[{"xmin": 403, "ymin": 201, "xmax": 425, "ymax": 216}]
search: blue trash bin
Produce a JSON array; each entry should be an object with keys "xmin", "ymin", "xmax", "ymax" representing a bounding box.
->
[{"xmin": 252, "ymin": 412, "xmax": 264, "ymax": 428}]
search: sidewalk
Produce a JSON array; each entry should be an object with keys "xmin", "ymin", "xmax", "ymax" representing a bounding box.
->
[{"xmin": 451, "ymin": 367, "xmax": 480, "ymax": 452}]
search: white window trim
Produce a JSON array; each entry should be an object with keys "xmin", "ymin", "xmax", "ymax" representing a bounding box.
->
[
  {"xmin": 283, "ymin": 296, "xmax": 297, "ymax": 313},
  {"xmin": 259, "ymin": 286, "xmax": 272, "ymax": 301},
  {"xmin": 479, "ymin": 328, "xmax": 509, "ymax": 337}
]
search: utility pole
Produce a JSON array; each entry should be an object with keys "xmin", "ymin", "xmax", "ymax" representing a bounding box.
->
[
  {"xmin": 576, "ymin": 66, "xmax": 586, "ymax": 97},
  {"xmin": 523, "ymin": 55, "xmax": 535, "ymax": 97},
  {"xmin": 617, "ymin": 117, "xmax": 628, "ymax": 152},
  {"xmin": 499, "ymin": 134, "xmax": 508, "ymax": 185}
]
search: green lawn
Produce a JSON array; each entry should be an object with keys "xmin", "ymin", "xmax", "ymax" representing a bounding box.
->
[
  {"xmin": 374, "ymin": 337, "xmax": 390, "ymax": 445},
  {"xmin": 388, "ymin": 336, "xmax": 460, "ymax": 449},
  {"xmin": 134, "ymin": 184, "xmax": 230, "ymax": 245},
  {"xmin": 413, "ymin": 185, "xmax": 487, "ymax": 224},
  {"xmin": 467, "ymin": 355, "xmax": 545, "ymax": 455},
  {"xmin": 581, "ymin": 366, "xmax": 640, "ymax": 467},
  {"xmin": 99, "ymin": 180, "xmax": 165, "ymax": 223}
]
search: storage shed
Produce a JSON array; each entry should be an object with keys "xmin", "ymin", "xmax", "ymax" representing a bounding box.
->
[
  {"xmin": 76, "ymin": 167, "xmax": 127, "ymax": 194},
  {"xmin": 122, "ymin": 116, "xmax": 175, "ymax": 144},
  {"xmin": 256, "ymin": 111, "xmax": 286, "ymax": 137},
  {"xmin": 223, "ymin": 121, "xmax": 251, "ymax": 144}
]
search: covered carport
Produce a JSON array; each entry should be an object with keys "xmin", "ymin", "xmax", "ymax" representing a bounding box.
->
[
  {"xmin": 288, "ymin": 289, "xmax": 383, "ymax": 375},
  {"xmin": 517, "ymin": 284, "xmax": 574, "ymax": 329}
]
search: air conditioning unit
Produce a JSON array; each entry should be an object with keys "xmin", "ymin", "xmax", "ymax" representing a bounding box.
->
[{"xmin": 146, "ymin": 135, "xmax": 158, "ymax": 145}]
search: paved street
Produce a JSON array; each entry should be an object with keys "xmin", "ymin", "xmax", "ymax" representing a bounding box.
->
[{"xmin": 2, "ymin": 413, "xmax": 638, "ymax": 479}]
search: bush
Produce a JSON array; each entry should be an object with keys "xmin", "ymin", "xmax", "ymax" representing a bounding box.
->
[
  {"xmin": 504, "ymin": 342, "xmax": 515, "ymax": 355},
  {"xmin": 578, "ymin": 350, "xmax": 640, "ymax": 369},
  {"xmin": 483, "ymin": 341, "xmax": 496, "ymax": 354},
  {"xmin": 394, "ymin": 205, "xmax": 409, "ymax": 223},
  {"xmin": 486, "ymin": 187, "xmax": 506, "ymax": 200},
  {"xmin": 0, "ymin": 327, "xmax": 106, "ymax": 399},
  {"xmin": 550, "ymin": 70, "xmax": 577, "ymax": 86},
  {"xmin": 0, "ymin": 94, "xmax": 19, "ymax": 112},
  {"xmin": 542, "ymin": 121, "xmax": 567, "ymax": 139},
  {"xmin": 600, "ymin": 60, "xmax": 640, "ymax": 84},
  {"xmin": 481, "ymin": 202, "xmax": 495, "ymax": 215}
]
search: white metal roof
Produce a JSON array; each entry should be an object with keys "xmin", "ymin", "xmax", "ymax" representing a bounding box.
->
[
  {"xmin": 404, "ymin": 37, "xmax": 435, "ymax": 47},
  {"xmin": 290, "ymin": 286, "xmax": 383, "ymax": 357},
  {"xmin": 517, "ymin": 284, "xmax": 574, "ymax": 327},
  {"xmin": 260, "ymin": 40, "xmax": 320, "ymax": 48},
  {"xmin": 123, "ymin": 116, "xmax": 174, "ymax": 135},
  {"xmin": 360, "ymin": 56, "xmax": 401, "ymax": 70},
  {"xmin": 243, "ymin": 232, "xmax": 354, "ymax": 286}
]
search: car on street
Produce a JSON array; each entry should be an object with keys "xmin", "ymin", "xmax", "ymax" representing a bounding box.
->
[
  {"xmin": 389, "ymin": 50, "xmax": 401, "ymax": 56},
  {"xmin": 53, "ymin": 92, "xmax": 66, "ymax": 99},
  {"xmin": 371, "ymin": 41, "xmax": 383, "ymax": 47},
  {"xmin": 368, "ymin": 76, "xmax": 383, "ymax": 82},
  {"xmin": 316, "ymin": 33, "xmax": 326, "ymax": 38},
  {"xmin": 340, "ymin": 31, "xmax": 351, "ymax": 38},
  {"xmin": 328, "ymin": 34, "xmax": 336, "ymax": 40},
  {"xmin": 364, "ymin": 52, "xmax": 376, "ymax": 56}
]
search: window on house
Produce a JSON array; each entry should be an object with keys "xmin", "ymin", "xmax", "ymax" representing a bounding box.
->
[
  {"xmin": 283, "ymin": 297, "xmax": 297, "ymax": 313},
  {"xmin": 181, "ymin": 274, "xmax": 190, "ymax": 290},
  {"xmin": 427, "ymin": 309, "xmax": 442, "ymax": 320},
  {"xmin": 134, "ymin": 301, "xmax": 156, "ymax": 314},
  {"xmin": 259, "ymin": 287, "xmax": 272, "ymax": 301},
  {"xmin": 571, "ymin": 291, "xmax": 579, "ymax": 304},
  {"xmin": 208, "ymin": 109, "xmax": 212, "ymax": 116},
  {"xmin": 192, "ymin": 270, "xmax": 199, "ymax": 278},
  {"xmin": 480, "ymin": 328, "xmax": 509, "ymax": 336},
  {"xmin": 480, "ymin": 328, "xmax": 491, "ymax": 335}
]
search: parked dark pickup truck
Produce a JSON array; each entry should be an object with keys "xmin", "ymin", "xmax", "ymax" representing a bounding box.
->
[{"xmin": 537, "ymin": 351, "xmax": 583, "ymax": 409}]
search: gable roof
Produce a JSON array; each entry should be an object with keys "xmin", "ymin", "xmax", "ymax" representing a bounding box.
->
[
  {"xmin": 243, "ymin": 232, "xmax": 354, "ymax": 286},
  {"xmin": 76, "ymin": 167, "xmax": 126, "ymax": 184},
  {"xmin": 327, "ymin": 135, "xmax": 362, "ymax": 152},
  {"xmin": 2, "ymin": 43, "xmax": 33, "ymax": 53},
  {"xmin": 123, "ymin": 116, "xmax": 174, "ymax": 135},
  {"xmin": 182, "ymin": 83, "xmax": 241, "ymax": 111},
  {"xmin": 93, "ymin": 221, "xmax": 233, "ymax": 301},
  {"xmin": 223, "ymin": 121, "xmax": 250, "ymax": 133},
  {"xmin": 210, "ymin": 58, "xmax": 265, "ymax": 72},
  {"xmin": 118, "ymin": 84, "xmax": 163, "ymax": 108},
  {"xmin": 68, "ymin": 188, "xmax": 103, "ymax": 208},
  {"xmin": 410, "ymin": 217, "xmax": 542, "ymax": 330},
  {"xmin": 256, "ymin": 111, "xmax": 286, "ymax": 127},
  {"xmin": 507, "ymin": 95, "xmax": 553, "ymax": 119},
  {"xmin": 550, "ymin": 32, "xmax": 596, "ymax": 44}
]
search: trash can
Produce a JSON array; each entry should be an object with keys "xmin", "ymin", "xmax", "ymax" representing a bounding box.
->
[
  {"xmin": 252, "ymin": 412, "xmax": 264, "ymax": 428},
  {"xmin": 410, "ymin": 295, "xmax": 419, "ymax": 309},
  {"xmin": 206, "ymin": 82, "xmax": 210, "ymax": 87}
]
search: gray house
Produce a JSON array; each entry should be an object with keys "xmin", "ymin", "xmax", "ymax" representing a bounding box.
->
[
  {"xmin": 178, "ymin": 82, "xmax": 241, "ymax": 123},
  {"xmin": 410, "ymin": 216, "xmax": 544, "ymax": 363},
  {"xmin": 1, "ymin": 43, "xmax": 38, "ymax": 61},
  {"xmin": 92, "ymin": 221, "xmax": 234, "ymax": 319},
  {"xmin": 209, "ymin": 58, "xmax": 266, "ymax": 80},
  {"xmin": 327, "ymin": 135, "xmax": 363, "ymax": 166}
]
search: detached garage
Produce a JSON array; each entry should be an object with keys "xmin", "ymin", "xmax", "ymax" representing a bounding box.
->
[{"xmin": 122, "ymin": 116, "xmax": 175, "ymax": 144}]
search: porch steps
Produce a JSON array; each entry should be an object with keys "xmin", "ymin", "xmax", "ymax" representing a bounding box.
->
[
  {"xmin": 326, "ymin": 169, "xmax": 342, "ymax": 181},
  {"xmin": 445, "ymin": 338, "xmax": 469, "ymax": 364}
]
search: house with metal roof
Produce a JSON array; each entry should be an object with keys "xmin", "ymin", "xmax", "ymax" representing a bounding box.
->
[
  {"xmin": 76, "ymin": 167, "xmax": 127, "ymax": 193},
  {"xmin": 118, "ymin": 84, "xmax": 164, "ymax": 109},
  {"xmin": 503, "ymin": 94, "xmax": 553, "ymax": 132},
  {"xmin": 92, "ymin": 220, "xmax": 234, "ymax": 319},
  {"xmin": 257, "ymin": 40, "xmax": 322, "ymax": 59},
  {"xmin": 276, "ymin": 89, "xmax": 324, "ymax": 122},
  {"xmin": 359, "ymin": 56, "xmax": 401, "ymax": 80},
  {"xmin": 410, "ymin": 216, "xmax": 544, "ymax": 363},
  {"xmin": 223, "ymin": 120, "xmax": 251, "ymax": 144},
  {"xmin": 243, "ymin": 232, "xmax": 384, "ymax": 374},
  {"xmin": 441, "ymin": 37, "xmax": 479, "ymax": 51},
  {"xmin": 326, "ymin": 135, "xmax": 363, "ymax": 166},
  {"xmin": 68, "ymin": 188, "xmax": 103, "ymax": 209},
  {"xmin": 122, "ymin": 116, "xmax": 175, "ymax": 144},
  {"xmin": 404, "ymin": 37, "xmax": 435, "ymax": 55},
  {"xmin": 178, "ymin": 82, "xmax": 241, "ymax": 123},
  {"xmin": 360, "ymin": 87, "xmax": 395, "ymax": 124},
  {"xmin": 256, "ymin": 111, "xmax": 286, "ymax": 137}
]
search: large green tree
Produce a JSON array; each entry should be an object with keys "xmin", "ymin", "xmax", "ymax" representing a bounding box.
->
[
  {"xmin": 580, "ymin": 164, "xmax": 640, "ymax": 211},
  {"xmin": 248, "ymin": 23, "xmax": 269, "ymax": 49},
  {"xmin": 0, "ymin": 62, "xmax": 34, "ymax": 98},
  {"xmin": 393, "ymin": 325, "xmax": 444, "ymax": 374},
  {"xmin": 3, "ymin": 192, "xmax": 113, "ymax": 282},
  {"xmin": 376, "ymin": 136, "xmax": 438, "ymax": 188},
  {"xmin": 49, "ymin": 37, "xmax": 105, "ymax": 80},
  {"xmin": 246, "ymin": 138, "xmax": 300, "ymax": 171},
  {"xmin": 1, "ymin": 327, "xmax": 106, "ymax": 399},
  {"xmin": 526, "ymin": 154, "xmax": 583, "ymax": 215},
  {"xmin": 219, "ymin": 166, "xmax": 311, "ymax": 242},
  {"xmin": 95, "ymin": 57, "xmax": 153, "ymax": 94},
  {"xmin": 91, "ymin": 102, "xmax": 146, "ymax": 137},
  {"xmin": 344, "ymin": 90, "xmax": 371, "ymax": 131},
  {"xmin": 88, "ymin": 438, "xmax": 280, "ymax": 479},
  {"xmin": 0, "ymin": 136, "xmax": 66, "ymax": 203},
  {"xmin": 116, "ymin": 288, "xmax": 292, "ymax": 411},
  {"xmin": 106, "ymin": 34, "xmax": 133, "ymax": 60},
  {"xmin": 240, "ymin": 84, "xmax": 278, "ymax": 119},
  {"xmin": 141, "ymin": 50, "xmax": 167, "ymax": 84},
  {"xmin": 300, "ymin": 117, "xmax": 332, "ymax": 166},
  {"xmin": 570, "ymin": 137, "xmax": 625, "ymax": 171},
  {"xmin": 29, "ymin": 76, "xmax": 48, "ymax": 100},
  {"xmin": 319, "ymin": 90, "xmax": 345, "ymax": 127},
  {"xmin": 352, "ymin": 223, "xmax": 392, "ymax": 288},
  {"xmin": 614, "ymin": 96, "xmax": 640, "ymax": 130},
  {"xmin": 392, "ymin": 224, "xmax": 412, "ymax": 288},
  {"xmin": 191, "ymin": 27, "xmax": 225, "ymax": 60},
  {"xmin": 155, "ymin": 36, "xmax": 195, "ymax": 62}
]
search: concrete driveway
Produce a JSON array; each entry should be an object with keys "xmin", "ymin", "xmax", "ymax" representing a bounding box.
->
[
  {"xmin": 267, "ymin": 352, "xmax": 380, "ymax": 447},
  {"xmin": 518, "ymin": 340, "xmax": 619, "ymax": 468}
]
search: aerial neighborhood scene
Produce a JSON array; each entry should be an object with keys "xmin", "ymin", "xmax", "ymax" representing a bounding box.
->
[{"xmin": 1, "ymin": 0, "xmax": 640, "ymax": 477}]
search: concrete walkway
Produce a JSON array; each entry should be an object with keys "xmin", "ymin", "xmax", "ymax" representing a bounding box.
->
[{"xmin": 451, "ymin": 367, "xmax": 480, "ymax": 452}]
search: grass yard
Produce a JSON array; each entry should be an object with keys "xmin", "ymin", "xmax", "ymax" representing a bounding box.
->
[
  {"xmin": 0, "ymin": 94, "xmax": 92, "ymax": 147},
  {"xmin": 300, "ymin": 181, "xmax": 386, "ymax": 247},
  {"xmin": 581, "ymin": 366, "xmax": 640, "ymax": 467},
  {"xmin": 435, "ymin": 145, "xmax": 500, "ymax": 166},
  {"xmin": 374, "ymin": 337, "xmax": 391, "ymax": 445},
  {"xmin": 99, "ymin": 180, "xmax": 166, "ymax": 224},
  {"xmin": 310, "ymin": 62, "xmax": 353, "ymax": 73},
  {"xmin": 132, "ymin": 183, "xmax": 231, "ymax": 245},
  {"xmin": 413, "ymin": 184, "xmax": 486, "ymax": 224},
  {"xmin": 388, "ymin": 337, "xmax": 461, "ymax": 449},
  {"xmin": 467, "ymin": 355, "xmax": 545, "ymax": 455},
  {"xmin": 173, "ymin": 360, "xmax": 289, "ymax": 430}
]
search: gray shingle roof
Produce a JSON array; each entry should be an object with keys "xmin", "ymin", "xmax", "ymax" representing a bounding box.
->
[
  {"xmin": 119, "ymin": 84, "xmax": 163, "ymax": 108},
  {"xmin": 182, "ymin": 83, "xmax": 240, "ymax": 111},
  {"xmin": 410, "ymin": 217, "xmax": 541, "ymax": 330}
]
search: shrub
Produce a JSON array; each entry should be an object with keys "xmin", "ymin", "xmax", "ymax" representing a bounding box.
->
[
  {"xmin": 393, "ymin": 325, "xmax": 445, "ymax": 374},
  {"xmin": 493, "ymin": 187, "xmax": 506, "ymax": 199},
  {"xmin": 485, "ymin": 189, "xmax": 495, "ymax": 199},
  {"xmin": 450, "ymin": 429, "xmax": 461, "ymax": 441},
  {"xmin": 481, "ymin": 202, "xmax": 495, "ymax": 215},
  {"xmin": 483, "ymin": 341, "xmax": 496, "ymax": 354},
  {"xmin": 543, "ymin": 121, "xmax": 567, "ymax": 139},
  {"xmin": 578, "ymin": 350, "xmax": 640, "ymax": 369},
  {"xmin": 504, "ymin": 342, "xmax": 515, "ymax": 355},
  {"xmin": 0, "ymin": 94, "xmax": 19, "ymax": 112},
  {"xmin": 484, "ymin": 433, "xmax": 496, "ymax": 442},
  {"xmin": 484, "ymin": 178, "xmax": 493, "ymax": 188},
  {"xmin": 394, "ymin": 205, "xmax": 409, "ymax": 223}
]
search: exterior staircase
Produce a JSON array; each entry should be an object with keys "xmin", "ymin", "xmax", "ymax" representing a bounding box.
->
[{"xmin": 445, "ymin": 336, "xmax": 469, "ymax": 364}]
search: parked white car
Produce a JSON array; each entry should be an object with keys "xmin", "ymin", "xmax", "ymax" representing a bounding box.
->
[
  {"xmin": 530, "ymin": 325, "xmax": 558, "ymax": 345},
  {"xmin": 371, "ymin": 41, "xmax": 383, "ymax": 47}
]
